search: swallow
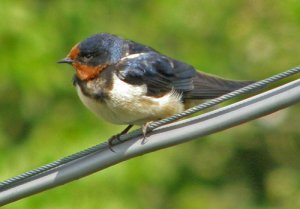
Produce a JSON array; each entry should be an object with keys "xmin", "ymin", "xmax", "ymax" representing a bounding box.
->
[{"xmin": 58, "ymin": 33, "xmax": 253, "ymax": 142}]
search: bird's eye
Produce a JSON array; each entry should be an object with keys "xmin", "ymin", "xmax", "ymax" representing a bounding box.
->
[
  {"xmin": 84, "ymin": 54, "xmax": 93, "ymax": 59},
  {"xmin": 81, "ymin": 53, "xmax": 94, "ymax": 62}
]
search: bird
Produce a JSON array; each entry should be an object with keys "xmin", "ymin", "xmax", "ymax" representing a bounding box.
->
[{"xmin": 58, "ymin": 33, "xmax": 253, "ymax": 142}]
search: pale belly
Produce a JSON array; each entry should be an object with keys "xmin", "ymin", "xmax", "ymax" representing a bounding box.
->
[{"xmin": 76, "ymin": 75, "xmax": 185, "ymax": 125}]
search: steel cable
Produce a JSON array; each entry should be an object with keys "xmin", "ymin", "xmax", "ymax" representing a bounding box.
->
[{"xmin": 0, "ymin": 66, "xmax": 299, "ymax": 191}]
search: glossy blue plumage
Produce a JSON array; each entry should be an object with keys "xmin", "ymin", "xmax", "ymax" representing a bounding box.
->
[
  {"xmin": 116, "ymin": 52, "xmax": 196, "ymax": 96},
  {"xmin": 70, "ymin": 33, "xmax": 254, "ymax": 100}
]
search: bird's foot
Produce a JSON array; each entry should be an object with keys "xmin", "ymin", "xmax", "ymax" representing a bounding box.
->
[
  {"xmin": 141, "ymin": 121, "xmax": 153, "ymax": 144},
  {"xmin": 107, "ymin": 125, "xmax": 133, "ymax": 152},
  {"xmin": 107, "ymin": 134, "xmax": 122, "ymax": 152}
]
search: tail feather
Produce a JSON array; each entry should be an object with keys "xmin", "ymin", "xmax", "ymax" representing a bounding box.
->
[{"xmin": 183, "ymin": 71, "xmax": 255, "ymax": 100}]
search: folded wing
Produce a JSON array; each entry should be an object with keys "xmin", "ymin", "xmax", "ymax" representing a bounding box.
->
[
  {"xmin": 116, "ymin": 52, "xmax": 254, "ymax": 99},
  {"xmin": 116, "ymin": 52, "xmax": 196, "ymax": 97}
]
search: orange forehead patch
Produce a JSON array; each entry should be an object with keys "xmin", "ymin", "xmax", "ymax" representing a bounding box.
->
[{"xmin": 68, "ymin": 44, "xmax": 80, "ymax": 60}]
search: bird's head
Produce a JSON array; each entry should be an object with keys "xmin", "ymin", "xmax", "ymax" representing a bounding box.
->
[{"xmin": 58, "ymin": 33, "xmax": 124, "ymax": 80}]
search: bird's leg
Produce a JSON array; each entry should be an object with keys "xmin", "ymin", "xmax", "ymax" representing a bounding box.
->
[
  {"xmin": 108, "ymin": 124, "xmax": 133, "ymax": 152},
  {"xmin": 119, "ymin": 124, "xmax": 134, "ymax": 135}
]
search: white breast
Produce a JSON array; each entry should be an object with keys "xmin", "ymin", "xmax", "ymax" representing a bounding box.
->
[{"xmin": 76, "ymin": 74, "xmax": 184, "ymax": 125}]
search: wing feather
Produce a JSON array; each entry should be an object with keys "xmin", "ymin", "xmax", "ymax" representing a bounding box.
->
[
  {"xmin": 116, "ymin": 52, "xmax": 196, "ymax": 97},
  {"xmin": 183, "ymin": 72, "xmax": 254, "ymax": 99}
]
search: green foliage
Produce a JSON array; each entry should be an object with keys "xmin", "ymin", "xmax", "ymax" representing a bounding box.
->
[{"xmin": 1, "ymin": 0, "xmax": 300, "ymax": 208}]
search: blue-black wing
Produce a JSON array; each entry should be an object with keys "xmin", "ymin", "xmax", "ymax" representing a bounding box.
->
[
  {"xmin": 183, "ymin": 72, "xmax": 255, "ymax": 99},
  {"xmin": 115, "ymin": 52, "xmax": 254, "ymax": 99},
  {"xmin": 116, "ymin": 52, "xmax": 196, "ymax": 97}
]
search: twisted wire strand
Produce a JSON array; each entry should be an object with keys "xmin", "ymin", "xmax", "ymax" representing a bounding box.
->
[
  {"xmin": 0, "ymin": 142, "xmax": 109, "ymax": 190},
  {"xmin": 0, "ymin": 66, "xmax": 299, "ymax": 191}
]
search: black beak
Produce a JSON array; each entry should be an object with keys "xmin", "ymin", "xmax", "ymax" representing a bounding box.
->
[{"xmin": 57, "ymin": 57, "xmax": 73, "ymax": 64}]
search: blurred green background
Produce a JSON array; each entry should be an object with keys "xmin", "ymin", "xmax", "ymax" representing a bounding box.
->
[{"xmin": 1, "ymin": 0, "xmax": 300, "ymax": 208}]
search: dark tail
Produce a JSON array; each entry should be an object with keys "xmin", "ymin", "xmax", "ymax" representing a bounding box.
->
[{"xmin": 183, "ymin": 71, "xmax": 255, "ymax": 100}]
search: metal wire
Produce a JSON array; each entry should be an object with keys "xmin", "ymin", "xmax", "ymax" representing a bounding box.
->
[
  {"xmin": 0, "ymin": 141, "xmax": 109, "ymax": 190},
  {"xmin": 2, "ymin": 78, "xmax": 300, "ymax": 206},
  {"xmin": 0, "ymin": 66, "xmax": 299, "ymax": 191}
]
